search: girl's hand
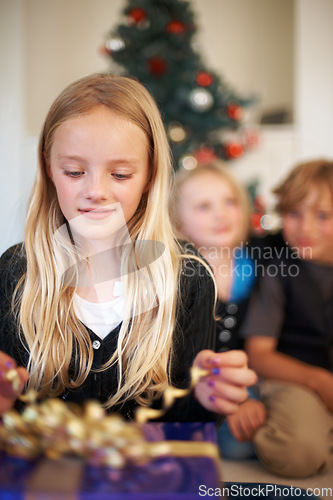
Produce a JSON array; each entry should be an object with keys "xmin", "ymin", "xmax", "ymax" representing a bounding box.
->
[
  {"xmin": 0, "ymin": 352, "xmax": 29, "ymax": 415},
  {"xmin": 226, "ymin": 398, "xmax": 266, "ymax": 441},
  {"xmin": 193, "ymin": 349, "xmax": 257, "ymax": 415}
]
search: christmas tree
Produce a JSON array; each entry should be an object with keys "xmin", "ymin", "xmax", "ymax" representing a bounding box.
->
[{"xmin": 100, "ymin": 0, "xmax": 256, "ymax": 170}]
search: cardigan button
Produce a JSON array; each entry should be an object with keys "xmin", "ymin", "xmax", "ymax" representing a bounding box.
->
[
  {"xmin": 92, "ymin": 340, "xmax": 101, "ymax": 350},
  {"xmin": 218, "ymin": 329, "xmax": 231, "ymax": 342},
  {"xmin": 224, "ymin": 316, "xmax": 236, "ymax": 329},
  {"xmin": 226, "ymin": 303, "xmax": 238, "ymax": 314}
]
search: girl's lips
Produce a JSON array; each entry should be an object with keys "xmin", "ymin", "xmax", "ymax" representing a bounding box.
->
[
  {"xmin": 214, "ymin": 226, "xmax": 231, "ymax": 234},
  {"xmin": 79, "ymin": 209, "xmax": 116, "ymax": 220}
]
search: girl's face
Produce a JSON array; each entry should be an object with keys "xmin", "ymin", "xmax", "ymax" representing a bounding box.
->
[
  {"xmin": 178, "ymin": 171, "xmax": 244, "ymax": 251},
  {"xmin": 47, "ymin": 106, "xmax": 150, "ymax": 246},
  {"xmin": 283, "ymin": 184, "xmax": 333, "ymax": 264}
]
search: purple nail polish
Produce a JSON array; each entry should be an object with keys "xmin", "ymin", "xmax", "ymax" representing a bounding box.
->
[
  {"xmin": 207, "ymin": 379, "xmax": 215, "ymax": 388},
  {"xmin": 5, "ymin": 360, "xmax": 15, "ymax": 369},
  {"xmin": 211, "ymin": 367, "xmax": 220, "ymax": 375},
  {"xmin": 209, "ymin": 395, "xmax": 216, "ymax": 403}
]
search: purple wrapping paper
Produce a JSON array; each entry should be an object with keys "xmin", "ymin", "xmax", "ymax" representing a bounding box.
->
[{"xmin": 0, "ymin": 422, "xmax": 220, "ymax": 500}]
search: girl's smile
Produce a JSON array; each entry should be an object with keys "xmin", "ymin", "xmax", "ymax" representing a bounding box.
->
[{"xmin": 79, "ymin": 207, "xmax": 117, "ymax": 219}]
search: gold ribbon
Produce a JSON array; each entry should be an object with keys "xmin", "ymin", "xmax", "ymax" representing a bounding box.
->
[
  {"xmin": 0, "ymin": 366, "xmax": 214, "ymax": 467},
  {"xmin": 135, "ymin": 366, "xmax": 210, "ymax": 423}
]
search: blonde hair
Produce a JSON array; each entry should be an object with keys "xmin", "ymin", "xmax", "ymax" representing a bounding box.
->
[
  {"xmin": 170, "ymin": 161, "xmax": 252, "ymax": 247},
  {"xmin": 15, "ymin": 73, "xmax": 182, "ymax": 408},
  {"xmin": 273, "ymin": 159, "xmax": 333, "ymax": 214}
]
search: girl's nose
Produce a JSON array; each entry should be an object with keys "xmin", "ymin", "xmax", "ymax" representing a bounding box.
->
[
  {"xmin": 83, "ymin": 174, "xmax": 109, "ymax": 201},
  {"xmin": 215, "ymin": 202, "xmax": 228, "ymax": 219}
]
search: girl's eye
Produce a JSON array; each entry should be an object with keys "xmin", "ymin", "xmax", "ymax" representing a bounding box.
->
[
  {"xmin": 64, "ymin": 170, "xmax": 84, "ymax": 178},
  {"xmin": 317, "ymin": 211, "xmax": 332, "ymax": 221},
  {"xmin": 112, "ymin": 173, "xmax": 132, "ymax": 181},
  {"xmin": 196, "ymin": 203, "xmax": 210, "ymax": 211}
]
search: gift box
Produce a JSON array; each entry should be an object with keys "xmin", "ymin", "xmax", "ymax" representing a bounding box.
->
[{"xmin": 0, "ymin": 422, "xmax": 221, "ymax": 499}]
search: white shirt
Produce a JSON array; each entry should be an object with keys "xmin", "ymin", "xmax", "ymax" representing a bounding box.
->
[{"xmin": 74, "ymin": 281, "xmax": 125, "ymax": 339}]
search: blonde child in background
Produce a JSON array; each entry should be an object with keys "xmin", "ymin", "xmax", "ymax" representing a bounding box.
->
[
  {"xmin": 241, "ymin": 159, "xmax": 333, "ymax": 477},
  {"xmin": 170, "ymin": 162, "xmax": 266, "ymax": 459},
  {"xmin": 0, "ymin": 74, "xmax": 256, "ymax": 422}
]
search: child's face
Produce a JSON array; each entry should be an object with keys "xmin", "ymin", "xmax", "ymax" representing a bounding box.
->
[
  {"xmin": 47, "ymin": 106, "xmax": 150, "ymax": 244},
  {"xmin": 282, "ymin": 184, "xmax": 333, "ymax": 264},
  {"xmin": 178, "ymin": 171, "xmax": 243, "ymax": 251}
]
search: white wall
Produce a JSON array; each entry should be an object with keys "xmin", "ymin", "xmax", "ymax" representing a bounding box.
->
[
  {"xmin": 1, "ymin": 0, "xmax": 333, "ymax": 256},
  {"xmin": 295, "ymin": 0, "xmax": 333, "ymax": 159},
  {"xmin": 0, "ymin": 0, "xmax": 26, "ymax": 254},
  {"xmin": 24, "ymin": 0, "xmax": 294, "ymax": 134}
]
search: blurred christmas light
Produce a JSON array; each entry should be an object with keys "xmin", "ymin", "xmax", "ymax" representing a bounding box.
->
[
  {"xmin": 179, "ymin": 155, "xmax": 197, "ymax": 170},
  {"xmin": 189, "ymin": 88, "xmax": 214, "ymax": 112},
  {"xmin": 105, "ymin": 37, "xmax": 125, "ymax": 53},
  {"xmin": 168, "ymin": 123, "xmax": 187, "ymax": 142},
  {"xmin": 260, "ymin": 213, "xmax": 281, "ymax": 231}
]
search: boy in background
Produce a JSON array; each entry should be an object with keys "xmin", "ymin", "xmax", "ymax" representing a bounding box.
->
[{"xmin": 242, "ymin": 159, "xmax": 333, "ymax": 478}]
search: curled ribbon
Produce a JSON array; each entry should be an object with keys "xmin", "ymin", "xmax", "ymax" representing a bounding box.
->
[
  {"xmin": 0, "ymin": 366, "xmax": 216, "ymax": 466},
  {"xmin": 135, "ymin": 366, "xmax": 210, "ymax": 423}
]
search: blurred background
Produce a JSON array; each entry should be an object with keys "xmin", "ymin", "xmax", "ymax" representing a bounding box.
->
[{"xmin": 1, "ymin": 0, "xmax": 333, "ymax": 255}]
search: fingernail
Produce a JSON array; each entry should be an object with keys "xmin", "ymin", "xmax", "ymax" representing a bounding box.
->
[
  {"xmin": 211, "ymin": 367, "xmax": 220, "ymax": 376},
  {"xmin": 209, "ymin": 395, "xmax": 216, "ymax": 403},
  {"xmin": 207, "ymin": 379, "xmax": 215, "ymax": 388},
  {"xmin": 5, "ymin": 360, "xmax": 15, "ymax": 369}
]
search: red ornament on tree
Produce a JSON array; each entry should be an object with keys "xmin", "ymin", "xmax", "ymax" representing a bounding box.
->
[
  {"xmin": 166, "ymin": 20, "xmax": 186, "ymax": 34},
  {"xmin": 227, "ymin": 103, "xmax": 243, "ymax": 121},
  {"xmin": 148, "ymin": 57, "xmax": 168, "ymax": 76},
  {"xmin": 127, "ymin": 8, "xmax": 147, "ymax": 24},
  {"xmin": 196, "ymin": 71, "xmax": 213, "ymax": 87},
  {"xmin": 251, "ymin": 213, "xmax": 263, "ymax": 231},
  {"xmin": 224, "ymin": 142, "xmax": 244, "ymax": 159},
  {"xmin": 194, "ymin": 147, "xmax": 218, "ymax": 163}
]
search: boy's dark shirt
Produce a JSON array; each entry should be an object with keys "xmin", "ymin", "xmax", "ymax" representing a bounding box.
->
[{"xmin": 240, "ymin": 233, "xmax": 333, "ymax": 371}]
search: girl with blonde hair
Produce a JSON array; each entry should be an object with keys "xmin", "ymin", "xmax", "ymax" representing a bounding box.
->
[
  {"xmin": 0, "ymin": 74, "xmax": 255, "ymax": 420},
  {"xmin": 171, "ymin": 161, "xmax": 266, "ymax": 458}
]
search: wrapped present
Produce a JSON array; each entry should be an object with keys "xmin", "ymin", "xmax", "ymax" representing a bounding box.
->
[{"xmin": 0, "ymin": 422, "xmax": 220, "ymax": 499}]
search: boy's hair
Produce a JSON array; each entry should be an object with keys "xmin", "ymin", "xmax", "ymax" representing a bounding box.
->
[
  {"xmin": 170, "ymin": 161, "xmax": 252, "ymax": 246},
  {"xmin": 274, "ymin": 159, "xmax": 333, "ymax": 214},
  {"xmin": 16, "ymin": 73, "xmax": 182, "ymax": 408}
]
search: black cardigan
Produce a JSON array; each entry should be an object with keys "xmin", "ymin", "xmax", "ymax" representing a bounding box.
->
[{"xmin": 0, "ymin": 243, "xmax": 216, "ymax": 422}]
